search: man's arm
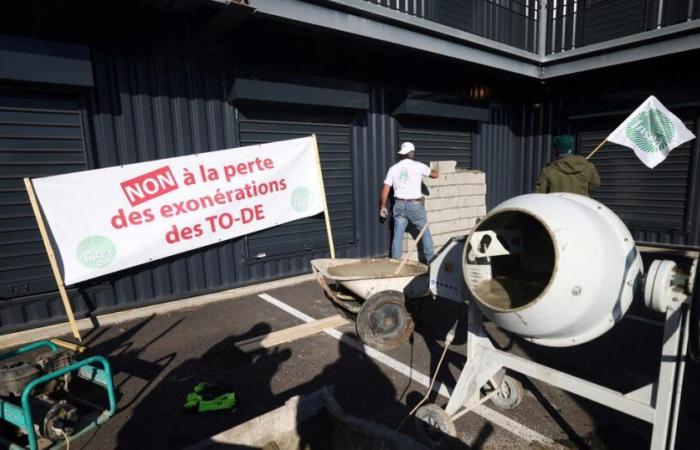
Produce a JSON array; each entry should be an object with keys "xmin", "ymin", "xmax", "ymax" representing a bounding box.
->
[
  {"xmin": 379, "ymin": 184, "xmax": 391, "ymax": 217},
  {"xmin": 534, "ymin": 170, "xmax": 550, "ymax": 193},
  {"xmin": 429, "ymin": 169, "xmax": 439, "ymax": 178},
  {"xmin": 589, "ymin": 165, "xmax": 602, "ymax": 190}
]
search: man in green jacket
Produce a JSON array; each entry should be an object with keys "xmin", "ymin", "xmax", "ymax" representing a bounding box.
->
[{"xmin": 534, "ymin": 135, "xmax": 601, "ymax": 196}]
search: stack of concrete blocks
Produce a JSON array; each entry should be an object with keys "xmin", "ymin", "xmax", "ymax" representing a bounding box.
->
[{"xmin": 402, "ymin": 161, "xmax": 487, "ymax": 261}]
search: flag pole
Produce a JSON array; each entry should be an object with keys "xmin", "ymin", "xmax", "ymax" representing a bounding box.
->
[
  {"xmin": 24, "ymin": 178, "xmax": 82, "ymax": 342},
  {"xmin": 311, "ymin": 134, "xmax": 336, "ymax": 259},
  {"xmin": 586, "ymin": 139, "xmax": 607, "ymax": 160}
]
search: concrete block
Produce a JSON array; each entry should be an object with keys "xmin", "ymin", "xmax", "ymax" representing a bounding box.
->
[
  {"xmin": 427, "ymin": 195, "xmax": 486, "ymax": 212},
  {"xmin": 458, "ymin": 206, "xmax": 479, "ymax": 219},
  {"xmin": 431, "ymin": 218, "xmax": 476, "ymax": 235},
  {"xmin": 464, "ymin": 195, "xmax": 486, "ymax": 206},
  {"xmin": 424, "ymin": 175, "xmax": 449, "ymax": 188},
  {"xmin": 428, "ymin": 185, "xmax": 463, "ymax": 198},
  {"xmin": 477, "ymin": 205, "xmax": 487, "ymax": 216},
  {"xmin": 425, "ymin": 197, "xmax": 449, "ymax": 211},
  {"xmin": 430, "ymin": 160, "xmax": 457, "ymax": 174},
  {"xmin": 443, "ymin": 171, "xmax": 485, "ymax": 186},
  {"xmin": 428, "ymin": 208, "xmax": 461, "ymax": 222}
]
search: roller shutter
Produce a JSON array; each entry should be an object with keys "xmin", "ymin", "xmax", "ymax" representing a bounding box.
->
[
  {"xmin": 238, "ymin": 108, "xmax": 355, "ymax": 260},
  {"xmin": 398, "ymin": 120, "xmax": 473, "ymax": 169},
  {"xmin": 578, "ymin": 122, "xmax": 694, "ymax": 241},
  {"xmin": 0, "ymin": 92, "xmax": 88, "ymax": 300}
]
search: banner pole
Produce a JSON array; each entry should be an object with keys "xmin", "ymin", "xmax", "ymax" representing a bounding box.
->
[
  {"xmin": 311, "ymin": 134, "xmax": 336, "ymax": 259},
  {"xmin": 23, "ymin": 178, "xmax": 82, "ymax": 341},
  {"xmin": 586, "ymin": 139, "xmax": 607, "ymax": 160}
]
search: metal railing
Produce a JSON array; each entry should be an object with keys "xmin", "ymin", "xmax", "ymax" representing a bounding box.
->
[
  {"xmin": 547, "ymin": 0, "xmax": 700, "ymax": 54},
  {"xmin": 363, "ymin": 0, "xmax": 700, "ymax": 55},
  {"xmin": 365, "ymin": 0, "xmax": 540, "ymax": 53}
]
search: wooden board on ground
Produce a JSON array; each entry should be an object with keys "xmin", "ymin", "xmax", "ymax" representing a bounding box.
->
[{"xmin": 235, "ymin": 314, "xmax": 349, "ymax": 353}]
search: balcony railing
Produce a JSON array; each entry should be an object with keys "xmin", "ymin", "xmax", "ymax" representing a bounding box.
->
[
  {"xmin": 547, "ymin": 0, "xmax": 700, "ymax": 53},
  {"xmin": 363, "ymin": 0, "xmax": 700, "ymax": 55},
  {"xmin": 365, "ymin": 0, "xmax": 539, "ymax": 53}
]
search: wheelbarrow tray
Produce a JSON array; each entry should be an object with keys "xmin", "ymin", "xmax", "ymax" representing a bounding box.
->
[{"xmin": 311, "ymin": 258, "xmax": 428, "ymax": 301}]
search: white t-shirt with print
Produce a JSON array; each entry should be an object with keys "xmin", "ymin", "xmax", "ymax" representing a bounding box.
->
[{"xmin": 383, "ymin": 159, "xmax": 431, "ymax": 199}]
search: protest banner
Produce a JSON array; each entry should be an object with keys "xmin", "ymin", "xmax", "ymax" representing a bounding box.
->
[{"xmin": 28, "ymin": 136, "xmax": 331, "ymax": 293}]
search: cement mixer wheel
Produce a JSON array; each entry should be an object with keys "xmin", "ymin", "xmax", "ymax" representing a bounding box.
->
[
  {"xmin": 489, "ymin": 375, "xmax": 523, "ymax": 410},
  {"xmin": 414, "ymin": 403, "xmax": 457, "ymax": 448},
  {"xmin": 356, "ymin": 290, "xmax": 414, "ymax": 351}
]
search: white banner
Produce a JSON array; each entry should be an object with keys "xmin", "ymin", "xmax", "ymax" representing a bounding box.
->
[
  {"xmin": 32, "ymin": 136, "xmax": 325, "ymax": 285},
  {"xmin": 607, "ymin": 95, "xmax": 696, "ymax": 168}
]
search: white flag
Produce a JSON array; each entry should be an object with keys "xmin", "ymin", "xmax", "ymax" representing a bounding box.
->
[{"xmin": 606, "ymin": 95, "xmax": 695, "ymax": 169}]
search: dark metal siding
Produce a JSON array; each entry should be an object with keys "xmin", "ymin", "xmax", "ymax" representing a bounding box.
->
[
  {"xmin": 578, "ymin": 119, "xmax": 697, "ymax": 245},
  {"xmin": 352, "ymin": 84, "xmax": 395, "ymax": 259},
  {"xmin": 0, "ymin": 93, "xmax": 88, "ymax": 300},
  {"xmin": 398, "ymin": 121, "xmax": 473, "ymax": 169},
  {"xmin": 238, "ymin": 117, "xmax": 356, "ymax": 259},
  {"xmin": 0, "ymin": 48, "xmax": 396, "ymax": 333}
]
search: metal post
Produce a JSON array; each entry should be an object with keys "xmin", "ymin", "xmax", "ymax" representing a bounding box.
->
[
  {"xmin": 657, "ymin": 0, "xmax": 665, "ymax": 29},
  {"xmin": 650, "ymin": 305, "xmax": 684, "ymax": 449},
  {"xmin": 538, "ymin": 0, "xmax": 549, "ymax": 56}
]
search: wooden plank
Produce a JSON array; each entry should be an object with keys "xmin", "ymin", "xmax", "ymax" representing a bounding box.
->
[
  {"xmin": 23, "ymin": 178, "xmax": 82, "ymax": 342},
  {"xmin": 50, "ymin": 338, "xmax": 87, "ymax": 353},
  {"xmin": 311, "ymin": 134, "xmax": 336, "ymax": 259},
  {"xmin": 235, "ymin": 314, "xmax": 349, "ymax": 353}
]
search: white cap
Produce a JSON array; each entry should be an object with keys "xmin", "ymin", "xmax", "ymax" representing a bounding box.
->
[{"xmin": 398, "ymin": 142, "xmax": 415, "ymax": 155}]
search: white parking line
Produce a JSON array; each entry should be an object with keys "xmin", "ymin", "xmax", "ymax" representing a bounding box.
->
[{"xmin": 258, "ymin": 293, "xmax": 557, "ymax": 446}]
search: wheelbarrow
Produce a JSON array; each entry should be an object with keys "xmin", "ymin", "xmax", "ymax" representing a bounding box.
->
[{"xmin": 311, "ymin": 258, "xmax": 430, "ymax": 350}]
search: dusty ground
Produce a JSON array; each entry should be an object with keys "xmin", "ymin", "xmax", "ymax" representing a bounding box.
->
[{"xmin": 2, "ymin": 279, "xmax": 699, "ymax": 449}]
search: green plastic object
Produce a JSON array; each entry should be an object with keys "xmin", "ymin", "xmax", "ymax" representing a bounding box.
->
[{"xmin": 184, "ymin": 383, "xmax": 236, "ymax": 413}]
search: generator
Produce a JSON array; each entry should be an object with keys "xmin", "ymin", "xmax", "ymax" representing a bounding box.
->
[{"xmin": 0, "ymin": 341, "xmax": 115, "ymax": 450}]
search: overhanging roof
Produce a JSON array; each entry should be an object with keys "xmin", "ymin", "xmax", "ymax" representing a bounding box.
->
[{"xmin": 244, "ymin": 0, "xmax": 700, "ymax": 80}]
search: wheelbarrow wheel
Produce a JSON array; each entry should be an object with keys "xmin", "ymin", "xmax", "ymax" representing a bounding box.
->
[
  {"xmin": 356, "ymin": 290, "xmax": 414, "ymax": 351},
  {"xmin": 414, "ymin": 403, "xmax": 457, "ymax": 448}
]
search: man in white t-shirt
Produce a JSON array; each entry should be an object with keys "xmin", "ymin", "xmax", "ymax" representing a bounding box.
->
[{"xmin": 379, "ymin": 142, "xmax": 439, "ymax": 263}]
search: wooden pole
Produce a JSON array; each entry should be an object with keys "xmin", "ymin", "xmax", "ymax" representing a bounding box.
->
[
  {"xmin": 395, "ymin": 222, "xmax": 430, "ymax": 275},
  {"xmin": 586, "ymin": 139, "xmax": 607, "ymax": 160},
  {"xmin": 23, "ymin": 178, "xmax": 82, "ymax": 342},
  {"xmin": 311, "ymin": 134, "xmax": 336, "ymax": 259}
]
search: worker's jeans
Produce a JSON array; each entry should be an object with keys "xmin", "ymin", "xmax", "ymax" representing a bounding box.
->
[{"xmin": 391, "ymin": 200, "xmax": 435, "ymax": 264}]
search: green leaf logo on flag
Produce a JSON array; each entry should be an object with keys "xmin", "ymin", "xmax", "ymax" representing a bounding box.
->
[{"xmin": 625, "ymin": 108, "xmax": 675, "ymax": 153}]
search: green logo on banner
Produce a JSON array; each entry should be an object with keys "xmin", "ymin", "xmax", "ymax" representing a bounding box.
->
[
  {"xmin": 77, "ymin": 235, "xmax": 116, "ymax": 269},
  {"xmin": 291, "ymin": 187, "xmax": 312, "ymax": 212},
  {"xmin": 625, "ymin": 108, "xmax": 675, "ymax": 153}
]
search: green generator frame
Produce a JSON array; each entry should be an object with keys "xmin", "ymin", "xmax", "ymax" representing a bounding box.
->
[{"xmin": 0, "ymin": 340, "xmax": 116, "ymax": 450}]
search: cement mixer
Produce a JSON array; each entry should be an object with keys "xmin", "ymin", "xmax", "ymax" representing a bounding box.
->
[{"xmin": 416, "ymin": 193, "xmax": 698, "ymax": 450}]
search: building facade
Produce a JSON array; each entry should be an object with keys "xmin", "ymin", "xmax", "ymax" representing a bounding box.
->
[{"xmin": 1, "ymin": 0, "xmax": 699, "ymax": 333}]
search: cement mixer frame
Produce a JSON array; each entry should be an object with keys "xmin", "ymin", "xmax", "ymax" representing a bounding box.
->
[{"xmin": 418, "ymin": 235, "xmax": 698, "ymax": 450}]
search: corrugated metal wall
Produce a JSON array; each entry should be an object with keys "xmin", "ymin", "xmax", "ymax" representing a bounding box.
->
[
  {"xmin": 0, "ymin": 49, "xmax": 406, "ymax": 332},
  {"xmin": 2, "ymin": 5, "xmax": 699, "ymax": 333}
]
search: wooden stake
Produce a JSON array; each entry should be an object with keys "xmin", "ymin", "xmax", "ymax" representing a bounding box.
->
[
  {"xmin": 50, "ymin": 338, "xmax": 87, "ymax": 353},
  {"xmin": 234, "ymin": 314, "xmax": 349, "ymax": 353},
  {"xmin": 311, "ymin": 134, "xmax": 336, "ymax": 259},
  {"xmin": 23, "ymin": 178, "xmax": 82, "ymax": 342},
  {"xmin": 586, "ymin": 139, "xmax": 607, "ymax": 160},
  {"xmin": 395, "ymin": 222, "xmax": 430, "ymax": 275}
]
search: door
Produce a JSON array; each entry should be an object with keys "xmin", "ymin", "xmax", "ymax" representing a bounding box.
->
[
  {"xmin": 237, "ymin": 106, "xmax": 356, "ymax": 262},
  {"xmin": 398, "ymin": 119, "xmax": 473, "ymax": 169},
  {"xmin": 0, "ymin": 91, "xmax": 88, "ymax": 300}
]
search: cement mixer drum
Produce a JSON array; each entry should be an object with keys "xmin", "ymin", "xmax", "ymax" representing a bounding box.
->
[{"xmin": 463, "ymin": 193, "xmax": 643, "ymax": 347}]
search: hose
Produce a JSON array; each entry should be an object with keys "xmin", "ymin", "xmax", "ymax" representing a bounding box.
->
[{"xmin": 396, "ymin": 319, "xmax": 458, "ymax": 431}]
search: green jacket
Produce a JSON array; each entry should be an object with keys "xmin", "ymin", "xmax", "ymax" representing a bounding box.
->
[{"xmin": 534, "ymin": 155, "xmax": 601, "ymax": 196}]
